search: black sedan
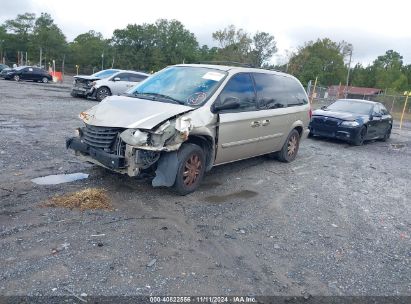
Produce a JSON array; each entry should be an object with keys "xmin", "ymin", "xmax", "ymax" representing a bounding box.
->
[
  {"xmin": 3, "ymin": 66, "xmax": 52, "ymax": 83},
  {"xmin": 309, "ymin": 99, "xmax": 393, "ymax": 145}
]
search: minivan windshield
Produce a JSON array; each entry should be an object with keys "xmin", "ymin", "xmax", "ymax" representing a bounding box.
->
[
  {"xmin": 326, "ymin": 99, "xmax": 373, "ymax": 115},
  {"xmin": 92, "ymin": 69, "xmax": 120, "ymax": 78},
  {"xmin": 128, "ymin": 66, "xmax": 227, "ymax": 106}
]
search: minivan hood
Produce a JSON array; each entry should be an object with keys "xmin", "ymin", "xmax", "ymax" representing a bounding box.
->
[{"xmin": 81, "ymin": 95, "xmax": 194, "ymax": 129}]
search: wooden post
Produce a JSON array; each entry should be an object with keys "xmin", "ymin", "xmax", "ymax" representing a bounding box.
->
[
  {"xmin": 400, "ymin": 92, "xmax": 410, "ymax": 129},
  {"xmin": 310, "ymin": 77, "xmax": 318, "ymax": 104}
]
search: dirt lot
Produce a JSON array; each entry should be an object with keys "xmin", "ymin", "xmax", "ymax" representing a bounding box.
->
[{"xmin": 0, "ymin": 78, "xmax": 410, "ymax": 298}]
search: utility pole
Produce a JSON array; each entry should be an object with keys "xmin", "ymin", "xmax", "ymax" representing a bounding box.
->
[
  {"xmin": 39, "ymin": 47, "xmax": 42, "ymax": 67},
  {"xmin": 344, "ymin": 44, "xmax": 353, "ymax": 98},
  {"xmin": 101, "ymin": 51, "xmax": 104, "ymax": 70}
]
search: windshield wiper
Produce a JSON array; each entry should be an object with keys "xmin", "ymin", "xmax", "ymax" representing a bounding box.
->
[{"xmin": 132, "ymin": 92, "xmax": 185, "ymax": 105}]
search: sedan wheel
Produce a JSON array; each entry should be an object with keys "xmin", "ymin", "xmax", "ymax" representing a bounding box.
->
[
  {"xmin": 381, "ymin": 125, "xmax": 392, "ymax": 141},
  {"xmin": 13, "ymin": 75, "xmax": 20, "ymax": 82},
  {"xmin": 353, "ymin": 126, "xmax": 367, "ymax": 146},
  {"xmin": 96, "ymin": 87, "xmax": 111, "ymax": 102}
]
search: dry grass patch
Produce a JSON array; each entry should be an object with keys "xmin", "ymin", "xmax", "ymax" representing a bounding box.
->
[{"xmin": 43, "ymin": 188, "xmax": 113, "ymax": 211}]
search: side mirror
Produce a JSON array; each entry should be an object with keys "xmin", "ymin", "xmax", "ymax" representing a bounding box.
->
[
  {"xmin": 113, "ymin": 77, "xmax": 121, "ymax": 81},
  {"xmin": 213, "ymin": 97, "xmax": 240, "ymax": 112},
  {"xmin": 321, "ymin": 105, "xmax": 327, "ymax": 110},
  {"xmin": 370, "ymin": 113, "xmax": 382, "ymax": 120}
]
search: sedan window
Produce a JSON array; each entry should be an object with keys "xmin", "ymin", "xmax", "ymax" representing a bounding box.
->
[{"xmin": 327, "ymin": 100, "xmax": 373, "ymax": 115}]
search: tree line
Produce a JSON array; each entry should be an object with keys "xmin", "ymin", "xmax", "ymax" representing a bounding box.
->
[{"xmin": 0, "ymin": 12, "xmax": 410, "ymax": 92}]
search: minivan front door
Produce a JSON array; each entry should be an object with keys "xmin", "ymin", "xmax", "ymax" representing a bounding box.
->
[{"xmin": 214, "ymin": 73, "xmax": 271, "ymax": 164}]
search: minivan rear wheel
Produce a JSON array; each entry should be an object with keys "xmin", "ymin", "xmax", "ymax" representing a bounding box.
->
[
  {"xmin": 276, "ymin": 129, "xmax": 300, "ymax": 162},
  {"xmin": 13, "ymin": 75, "xmax": 20, "ymax": 82},
  {"xmin": 173, "ymin": 143, "xmax": 206, "ymax": 195}
]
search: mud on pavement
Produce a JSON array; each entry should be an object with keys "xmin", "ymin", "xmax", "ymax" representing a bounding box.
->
[{"xmin": 0, "ymin": 78, "xmax": 410, "ymax": 298}]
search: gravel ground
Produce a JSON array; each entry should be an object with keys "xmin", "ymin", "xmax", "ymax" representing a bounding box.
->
[{"xmin": 0, "ymin": 78, "xmax": 410, "ymax": 298}]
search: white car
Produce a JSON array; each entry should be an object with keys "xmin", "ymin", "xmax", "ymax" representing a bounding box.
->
[{"xmin": 91, "ymin": 70, "xmax": 150, "ymax": 101}]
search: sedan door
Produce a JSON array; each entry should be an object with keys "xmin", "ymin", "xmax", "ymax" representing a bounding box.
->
[
  {"xmin": 368, "ymin": 104, "xmax": 384, "ymax": 139},
  {"xmin": 214, "ymin": 73, "xmax": 271, "ymax": 164},
  {"xmin": 109, "ymin": 73, "xmax": 130, "ymax": 95}
]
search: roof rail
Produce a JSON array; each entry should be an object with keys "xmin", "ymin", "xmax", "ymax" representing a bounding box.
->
[{"xmin": 195, "ymin": 61, "xmax": 256, "ymax": 68}]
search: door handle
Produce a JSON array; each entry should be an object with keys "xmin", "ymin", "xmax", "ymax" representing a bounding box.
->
[
  {"xmin": 261, "ymin": 119, "xmax": 270, "ymax": 126},
  {"xmin": 251, "ymin": 121, "xmax": 261, "ymax": 127}
]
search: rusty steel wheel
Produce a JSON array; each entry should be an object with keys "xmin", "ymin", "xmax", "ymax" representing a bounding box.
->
[
  {"xmin": 276, "ymin": 129, "xmax": 300, "ymax": 163},
  {"xmin": 174, "ymin": 143, "xmax": 206, "ymax": 195},
  {"xmin": 183, "ymin": 154, "xmax": 202, "ymax": 186},
  {"xmin": 287, "ymin": 133, "xmax": 298, "ymax": 157}
]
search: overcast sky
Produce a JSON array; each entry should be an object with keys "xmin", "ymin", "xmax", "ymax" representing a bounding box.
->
[{"xmin": 1, "ymin": 0, "xmax": 411, "ymax": 66}]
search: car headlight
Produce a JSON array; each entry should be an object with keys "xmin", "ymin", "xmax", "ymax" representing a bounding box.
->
[{"xmin": 341, "ymin": 121, "xmax": 360, "ymax": 127}]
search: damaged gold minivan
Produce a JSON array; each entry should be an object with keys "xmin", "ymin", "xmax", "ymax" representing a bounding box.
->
[{"xmin": 66, "ymin": 64, "xmax": 311, "ymax": 194}]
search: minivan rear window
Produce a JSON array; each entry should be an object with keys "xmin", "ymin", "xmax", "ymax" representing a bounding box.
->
[{"xmin": 253, "ymin": 73, "xmax": 307, "ymax": 109}]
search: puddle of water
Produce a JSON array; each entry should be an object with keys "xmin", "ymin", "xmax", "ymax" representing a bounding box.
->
[
  {"xmin": 31, "ymin": 173, "xmax": 89, "ymax": 185},
  {"xmin": 205, "ymin": 190, "xmax": 258, "ymax": 203}
]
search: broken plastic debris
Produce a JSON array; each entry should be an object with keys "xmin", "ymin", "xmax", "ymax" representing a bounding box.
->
[
  {"xmin": 31, "ymin": 173, "xmax": 89, "ymax": 185},
  {"xmin": 146, "ymin": 259, "xmax": 157, "ymax": 267}
]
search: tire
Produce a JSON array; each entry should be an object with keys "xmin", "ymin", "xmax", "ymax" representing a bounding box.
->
[
  {"xmin": 70, "ymin": 91, "xmax": 78, "ymax": 97},
  {"xmin": 308, "ymin": 131, "xmax": 314, "ymax": 138},
  {"xmin": 96, "ymin": 87, "xmax": 111, "ymax": 102},
  {"xmin": 276, "ymin": 129, "xmax": 301, "ymax": 162},
  {"xmin": 42, "ymin": 77, "xmax": 49, "ymax": 83},
  {"xmin": 381, "ymin": 125, "xmax": 392, "ymax": 141},
  {"xmin": 13, "ymin": 75, "xmax": 20, "ymax": 82},
  {"xmin": 173, "ymin": 143, "xmax": 206, "ymax": 195},
  {"xmin": 352, "ymin": 126, "xmax": 367, "ymax": 146}
]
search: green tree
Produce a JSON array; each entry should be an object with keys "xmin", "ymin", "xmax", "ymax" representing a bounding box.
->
[
  {"xmin": 3, "ymin": 13, "xmax": 36, "ymax": 63},
  {"xmin": 69, "ymin": 30, "xmax": 110, "ymax": 71},
  {"xmin": 31, "ymin": 13, "xmax": 67, "ymax": 66},
  {"xmin": 212, "ymin": 25, "xmax": 252, "ymax": 63},
  {"xmin": 288, "ymin": 38, "xmax": 346, "ymax": 86},
  {"xmin": 372, "ymin": 50, "xmax": 407, "ymax": 91},
  {"xmin": 350, "ymin": 63, "xmax": 376, "ymax": 87},
  {"xmin": 249, "ymin": 31, "xmax": 277, "ymax": 67},
  {"xmin": 112, "ymin": 19, "xmax": 199, "ymax": 71}
]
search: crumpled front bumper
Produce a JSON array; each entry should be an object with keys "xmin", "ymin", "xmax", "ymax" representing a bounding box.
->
[{"xmin": 66, "ymin": 137, "xmax": 125, "ymax": 169}]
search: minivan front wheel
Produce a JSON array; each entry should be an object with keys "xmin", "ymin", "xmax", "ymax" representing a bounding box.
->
[
  {"xmin": 276, "ymin": 129, "xmax": 300, "ymax": 162},
  {"xmin": 173, "ymin": 143, "xmax": 206, "ymax": 195},
  {"xmin": 42, "ymin": 77, "xmax": 49, "ymax": 83}
]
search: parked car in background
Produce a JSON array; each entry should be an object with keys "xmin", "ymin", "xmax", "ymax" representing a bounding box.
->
[
  {"xmin": 66, "ymin": 64, "xmax": 310, "ymax": 195},
  {"xmin": 91, "ymin": 70, "xmax": 150, "ymax": 101},
  {"xmin": 3, "ymin": 66, "xmax": 52, "ymax": 83},
  {"xmin": 0, "ymin": 67, "xmax": 12, "ymax": 78},
  {"xmin": 309, "ymin": 99, "xmax": 393, "ymax": 145},
  {"xmin": 0, "ymin": 64, "xmax": 9, "ymax": 72},
  {"xmin": 71, "ymin": 69, "xmax": 149, "ymax": 101},
  {"xmin": 71, "ymin": 69, "xmax": 120, "ymax": 98}
]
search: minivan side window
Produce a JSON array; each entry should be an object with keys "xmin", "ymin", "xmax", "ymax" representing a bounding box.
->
[
  {"xmin": 283, "ymin": 76, "xmax": 308, "ymax": 106},
  {"xmin": 217, "ymin": 73, "xmax": 256, "ymax": 112},
  {"xmin": 253, "ymin": 73, "xmax": 288, "ymax": 109},
  {"xmin": 253, "ymin": 73, "xmax": 308, "ymax": 109}
]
